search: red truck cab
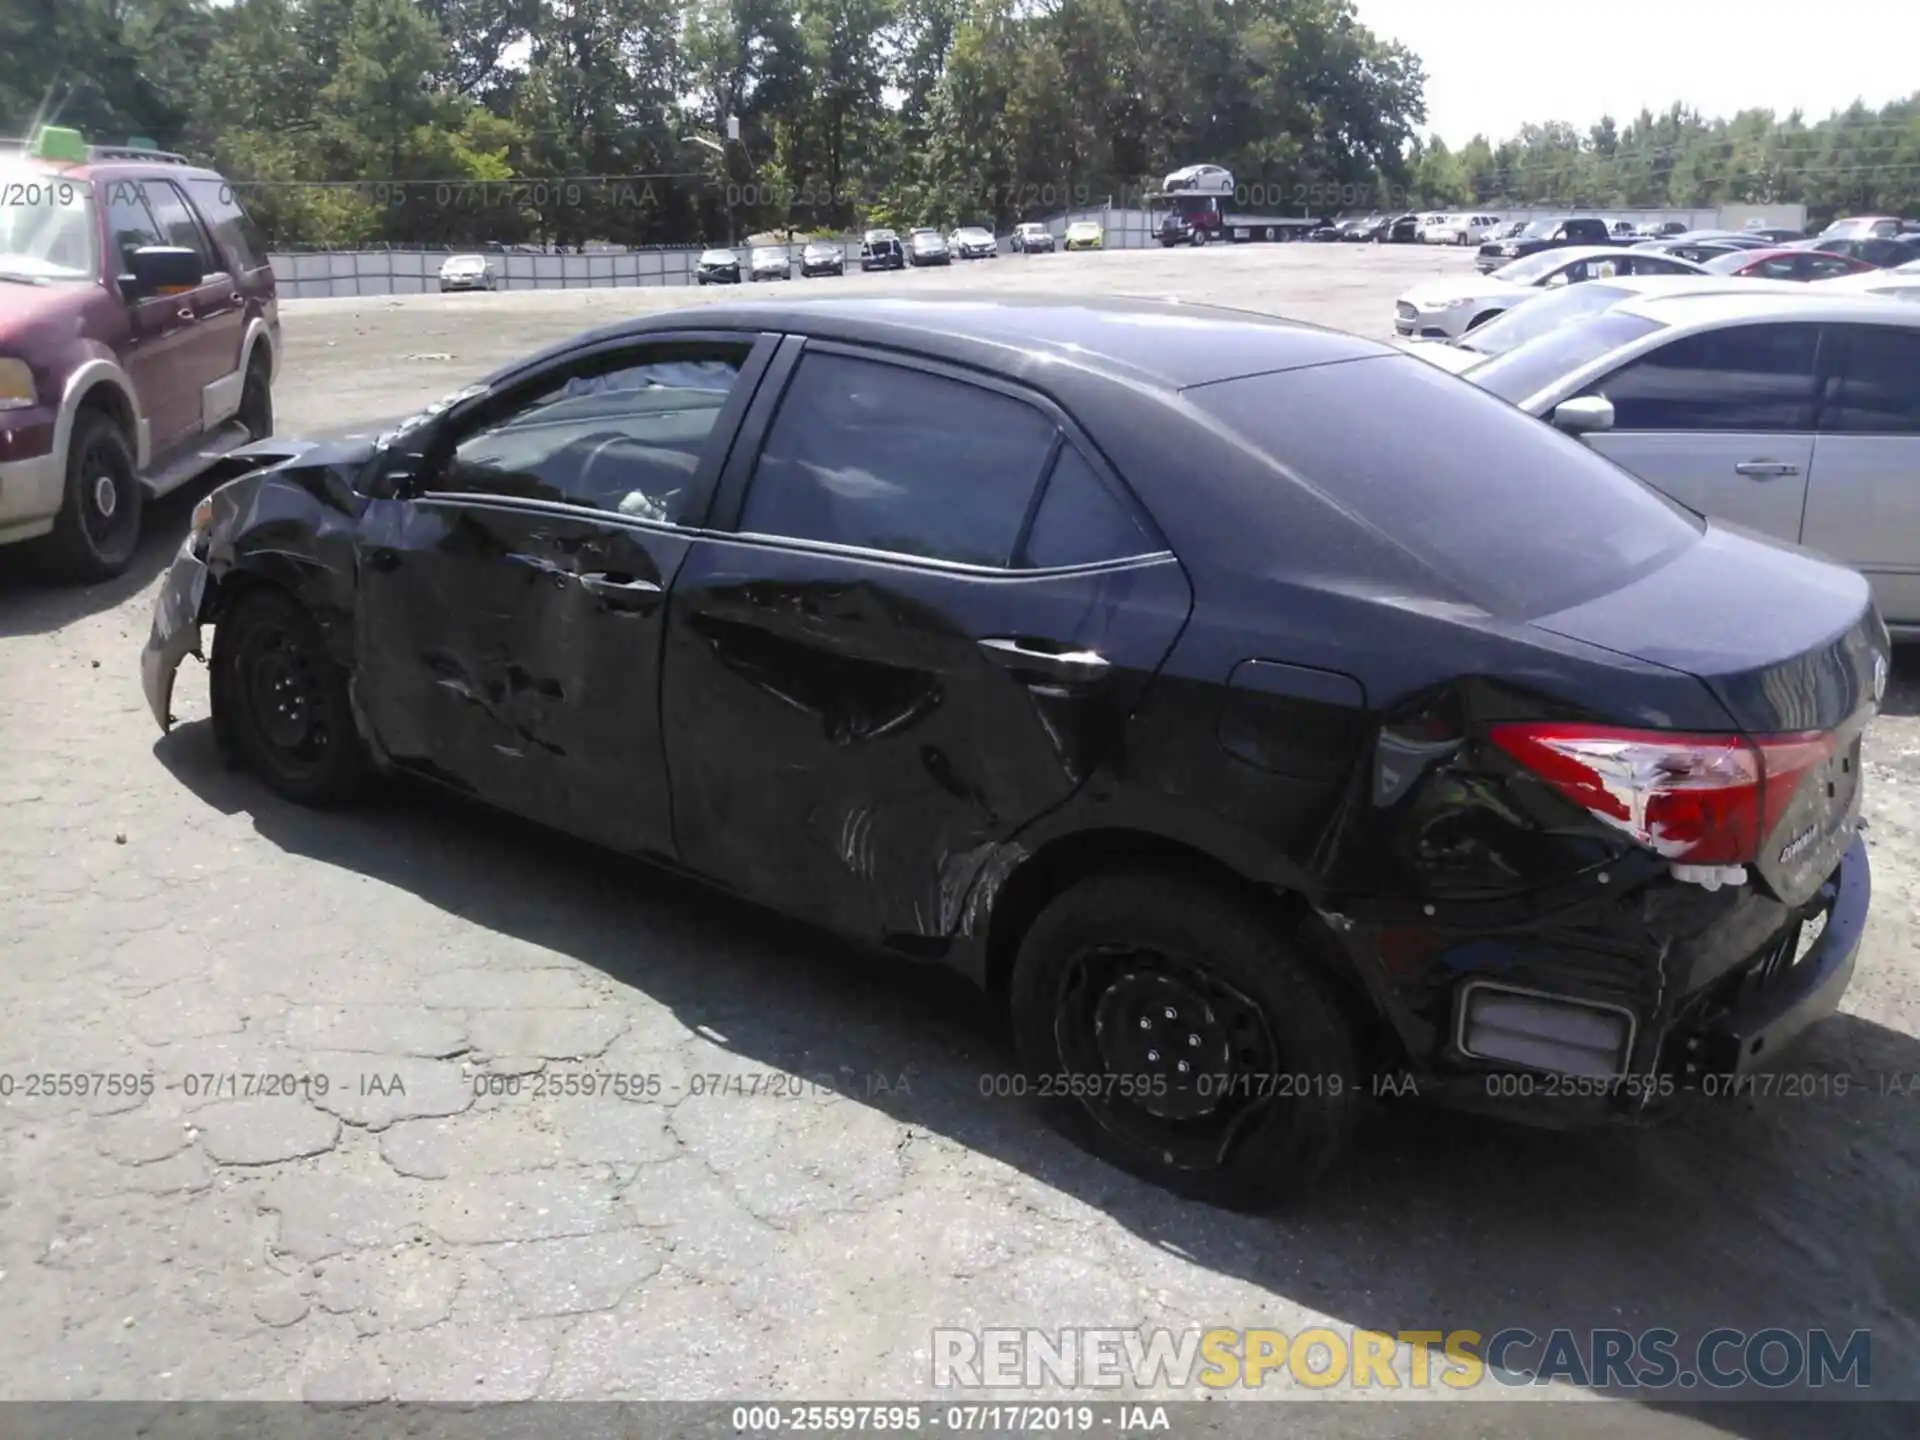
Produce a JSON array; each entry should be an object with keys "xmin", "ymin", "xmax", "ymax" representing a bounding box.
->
[{"xmin": 0, "ymin": 125, "xmax": 280, "ymax": 580}]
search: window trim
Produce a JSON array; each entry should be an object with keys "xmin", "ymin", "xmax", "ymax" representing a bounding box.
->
[
  {"xmin": 404, "ymin": 328, "xmax": 778, "ymax": 528},
  {"xmin": 1581, "ymin": 320, "xmax": 1830, "ymax": 434},
  {"xmin": 101, "ymin": 176, "xmax": 167, "ymax": 277},
  {"xmin": 1012, "ymin": 436, "xmax": 1167, "ymax": 570},
  {"xmin": 707, "ymin": 336, "xmax": 1174, "ymax": 574}
]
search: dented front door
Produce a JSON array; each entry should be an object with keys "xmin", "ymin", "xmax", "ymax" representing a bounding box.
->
[{"xmin": 354, "ymin": 498, "xmax": 693, "ymax": 855}]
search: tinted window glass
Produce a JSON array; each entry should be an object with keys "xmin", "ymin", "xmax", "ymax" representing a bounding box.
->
[
  {"xmin": 444, "ymin": 348, "xmax": 747, "ymax": 520},
  {"xmin": 1470, "ymin": 311, "xmax": 1666, "ymax": 404},
  {"xmin": 181, "ymin": 176, "xmax": 268, "ymax": 271},
  {"xmin": 141, "ymin": 182, "xmax": 220, "ymax": 270},
  {"xmin": 1021, "ymin": 445, "xmax": 1156, "ymax": 568},
  {"xmin": 1827, "ymin": 325, "xmax": 1920, "ymax": 433},
  {"xmin": 1593, "ymin": 323, "xmax": 1821, "ymax": 431},
  {"xmin": 1187, "ymin": 355, "xmax": 1701, "ymax": 619},
  {"xmin": 1805, "ymin": 255, "xmax": 1858, "ymax": 279},
  {"xmin": 1459, "ymin": 282, "xmax": 1637, "ymax": 357},
  {"xmin": 1628, "ymin": 256, "xmax": 1700, "ymax": 276},
  {"xmin": 103, "ymin": 181, "xmax": 164, "ymax": 272},
  {"xmin": 739, "ymin": 353, "xmax": 1057, "ymax": 566}
]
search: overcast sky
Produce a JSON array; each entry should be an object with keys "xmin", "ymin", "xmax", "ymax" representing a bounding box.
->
[{"xmin": 1351, "ymin": 0, "xmax": 1918, "ymax": 148}]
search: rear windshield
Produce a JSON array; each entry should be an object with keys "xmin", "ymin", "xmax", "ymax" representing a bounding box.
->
[
  {"xmin": 1469, "ymin": 311, "xmax": 1665, "ymax": 405},
  {"xmin": 1185, "ymin": 355, "xmax": 1702, "ymax": 619}
]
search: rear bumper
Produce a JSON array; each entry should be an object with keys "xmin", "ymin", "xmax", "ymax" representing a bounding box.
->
[
  {"xmin": 1682, "ymin": 835, "xmax": 1867, "ymax": 1080},
  {"xmin": 1411, "ymin": 837, "xmax": 1868, "ymax": 1128},
  {"xmin": 0, "ymin": 447, "xmax": 64, "ymax": 545}
]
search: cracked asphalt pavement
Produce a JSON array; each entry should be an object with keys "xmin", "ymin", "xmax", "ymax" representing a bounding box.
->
[{"xmin": 2, "ymin": 246, "xmax": 1918, "ymax": 1435}]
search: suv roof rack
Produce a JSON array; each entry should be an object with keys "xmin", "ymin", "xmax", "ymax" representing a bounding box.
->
[{"xmin": 88, "ymin": 145, "xmax": 192, "ymax": 165}]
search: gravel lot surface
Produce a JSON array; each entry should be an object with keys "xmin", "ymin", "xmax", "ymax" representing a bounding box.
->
[{"xmin": 2, "ymin": 243, "xmax": 1916, "ymax": 1437}]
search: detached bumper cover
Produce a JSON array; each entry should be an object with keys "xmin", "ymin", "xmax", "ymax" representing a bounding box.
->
[
  {"xmin": 1682, "ymin": 834, "xmax": 1869, "ymax": 1079},
  {"xmin": 141, "ymin": 538, "xmax": 211, "ymax": 731}
]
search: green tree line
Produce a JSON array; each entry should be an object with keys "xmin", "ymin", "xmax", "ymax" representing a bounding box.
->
[{"xmin": 5, "ymin": 0, "xmax": 1917, "ymax": 248}]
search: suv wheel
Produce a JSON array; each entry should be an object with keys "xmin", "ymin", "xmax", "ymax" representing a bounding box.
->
[
  {"xmin": 237, "ymin": 352, "xmax": 274, "ymax": 442},
  {"xmin": 1008, "ymin": 869, "xmax": 1360, "ymax": 1211},
  {"xmin": 211, "ymin": 587, "xmax": 372, "ymax": 807},
  {"xmin": 39, "ymin": 408, "xmax": 142, "ymax": 582}
]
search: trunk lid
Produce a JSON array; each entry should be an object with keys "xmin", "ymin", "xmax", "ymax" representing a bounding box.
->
[{"xmin": 1531, "ymin": 522, "xmax": 1889, "ymax": 905}]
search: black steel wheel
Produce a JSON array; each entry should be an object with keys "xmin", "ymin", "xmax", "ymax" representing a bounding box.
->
[
  {"xmin": 1009, "ymin": 870, "xmax": 1359, "ymax": 1210},
  {"xmin": 37, "ymin": 408, "xmax": 142, "ymax": 582},
  {"xmin": 211, "ymin": 587, "xmax": 371, "ymax": 807}
]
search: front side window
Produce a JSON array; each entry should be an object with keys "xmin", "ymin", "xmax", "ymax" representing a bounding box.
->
[
  {"xmin": 139, "ymin": 181, "xmax": 222, "ymax": 273},
  {"xmin": 441, "ymin": 347, "xmax": 748, "ymax": 521},
  {"xmin": 103, "ymin": 181, "xmax": 165, "ymax": 273},
  {"xmin": 1587, "ymin": 323, "xmax": 1822, "ymax": 431},
  {"xmin": 738, "ymin": 352, "xmax": 1058, "ymax": 567}
]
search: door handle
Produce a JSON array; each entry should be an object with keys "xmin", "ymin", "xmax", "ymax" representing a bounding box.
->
[
  {"xmin": 579, "ymin": 571, "xmax": 662, "ymax": 595},
  {"xmin": 978, "ymin": 637, "xmax": 1110, "ymax": 680},
  {"xmin": 1734, "ymin": 460, "xmax": 1799, "ymax": 479}
]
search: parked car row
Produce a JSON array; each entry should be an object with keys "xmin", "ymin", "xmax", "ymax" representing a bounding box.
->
[{"xmin": 695, "ymin": 221, "xmax": 1101, "ymax": 284}]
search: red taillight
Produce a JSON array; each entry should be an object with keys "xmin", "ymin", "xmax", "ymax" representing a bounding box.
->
[{"xmin": 1487, "ymin": 724, "xmax": 1836, "ymax": 865}]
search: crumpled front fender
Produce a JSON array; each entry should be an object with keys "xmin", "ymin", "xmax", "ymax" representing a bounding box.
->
[{"xmin": 140, "ymin": 537, "xmax": 211, "ymax": 731}]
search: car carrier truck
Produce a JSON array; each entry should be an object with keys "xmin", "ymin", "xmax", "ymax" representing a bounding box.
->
[{"xmin": 1148, "ymin": 164, "xmax": 1330, "ymax": 246}]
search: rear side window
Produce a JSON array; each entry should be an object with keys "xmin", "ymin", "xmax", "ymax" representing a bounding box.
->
[
  {"xmin": 1825, "ymin": 325, "xmax": 1920, "ymax": 434},
  {"xmin": 1591, "ymin": 323, "xmax": 1822, "ymax": 431},
  {"xmin": 182, "ymin": 176, "xmax": 268, "ymax": 271},
  {"xmin": 739, "ymin": 352, "xmax": 1058, "ymax": 567},
  {"xmin": 1185, "ymin": 355, "xmax": 1701, "ymax": 620},
  {"xmin": 1019, "ymin": 445, "xmax": 1157, "ymax": 568}
]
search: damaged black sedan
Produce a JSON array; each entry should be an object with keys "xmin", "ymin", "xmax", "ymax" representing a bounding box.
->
[{"xmin": 142, "ymin": 296, "xmax": 1885, "ymax": 1211}]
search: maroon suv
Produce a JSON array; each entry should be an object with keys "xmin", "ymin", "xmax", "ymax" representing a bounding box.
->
[{"xmin": 0, "ymin": 127, "xmax": 280, "ymax": 580}]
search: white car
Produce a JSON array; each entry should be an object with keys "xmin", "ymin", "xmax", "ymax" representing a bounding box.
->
[
  {"xmin": 1414, "ymin": 213, "xmax": 1454, "ymax": 243},
  {"xmin": 1393, "ymin": 246, "xmax": 1706, "ymax": 340},
  {"xmin": 748, "ymin": 245, "xmax": 791, "ymax": 280},
  {"xmin": 1464, "ymin": 289, "xmax": 1920, "ymax": 633},
  {"xmin": 1815, "ymin": 258, "xmax": 1920, "ymax": 302},
  {"xmin": 1424, "ymin": 213, "xmax": 1503, "ymax": 246},
  {"xmin": 948, "ymin": 226, "xmax": 998, "ymax": 259},
  {"xmin": 1397, "ymin": 273, "xmax": 1819, "ymax": 375},
  {"xmin": 437, "ymin": 254, "xmax": 496, "ymax": 292}
]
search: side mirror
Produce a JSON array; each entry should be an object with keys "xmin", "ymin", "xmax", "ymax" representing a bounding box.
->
[
  {"xmin": 120, "ymin": 245, "xmax": 204, "ymax": 299},
  {"xmin": 1552, "ymin": 395, "xmax": 1615, "ymax": 435},
  {"xmin": 1544, "ymin": 272, "xmax": 1570, "ymax": 288}
]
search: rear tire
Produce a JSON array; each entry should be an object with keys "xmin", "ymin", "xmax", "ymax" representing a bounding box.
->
[
  {"xmin": 211, "ymin": 587, "xmax": 372, "ymax": 807},
  {"xmin": 1008, "ymin": 869, "xmax": 1360, "ymax": 1212},
  {"xmin": 37, "ymin": 408, "xmax": 142, "ymax": 583}
]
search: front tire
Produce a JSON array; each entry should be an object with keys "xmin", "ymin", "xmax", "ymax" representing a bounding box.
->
[
  {"xmin": 38, "ymin": 408, "xmax": 142, "ymax": 583},
  {"xmin": 237, "ymin": 351, "xmax": 273, "ymax": 442},
  {"xmin": 210, "ymin": 587, "xmax": 372, "ymax": 807},
  {"xmin": 1008, "ymin": 870, "xmax": 1360, "ymax": 1212}
]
